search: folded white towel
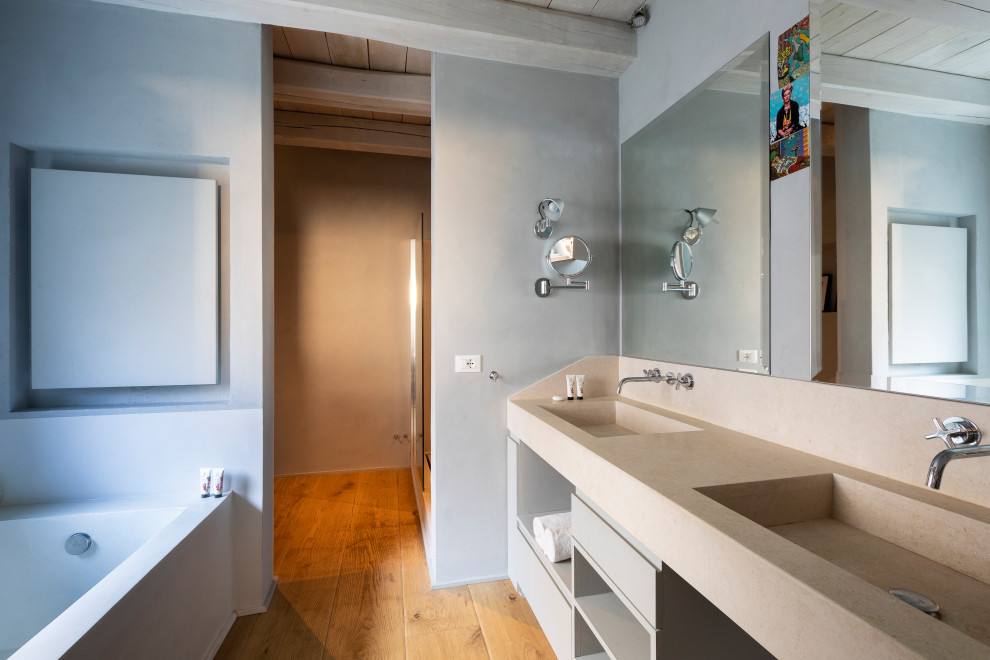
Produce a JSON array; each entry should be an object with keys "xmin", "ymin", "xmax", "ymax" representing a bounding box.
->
[{"xmin": 533, "ymin": 512, "xmax": 572, "ymax": 563}]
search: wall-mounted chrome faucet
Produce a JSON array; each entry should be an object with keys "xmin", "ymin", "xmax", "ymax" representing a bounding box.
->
[
  {"xmin": 617, "ymin": 368, "xmax": 694, "ymax": 394},
  {"xmin": 924, "ymin": 417, "xmax": 989, "ymax": 489}
]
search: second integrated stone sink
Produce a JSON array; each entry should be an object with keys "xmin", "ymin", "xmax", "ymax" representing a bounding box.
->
[
  {"xmin": 539, "ymin": 399, "xmax": 700, "ymax": 438},
  {"xmin": 698, "ymin": 474, "xmax": 990, "ymax": 646}
]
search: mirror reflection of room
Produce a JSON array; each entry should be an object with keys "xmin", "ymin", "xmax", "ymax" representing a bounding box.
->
[{"xmin": 813, "ymin": 1, "xmax": 990, "ymax": 403}]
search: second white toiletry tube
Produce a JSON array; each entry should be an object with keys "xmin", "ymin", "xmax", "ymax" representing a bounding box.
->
[
  {"xmin": 211, "ymin": 468, "xmax": 224, "ymax": 498},
  {"xmin": 566, "ymin": 374, "xmax": 575, "ymax": 400},
  {"xmin": 576, "ymin": 375, "xmax": 584, "ymax": 400}
]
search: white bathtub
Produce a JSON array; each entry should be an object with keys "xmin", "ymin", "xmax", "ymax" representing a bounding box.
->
[{"xmin": 1, "ymin": 494, "xmax": 232, "ymax": 659}]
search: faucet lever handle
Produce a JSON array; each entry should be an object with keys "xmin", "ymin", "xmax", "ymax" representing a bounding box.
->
[{"xmin": 925, "ymin": 417, "xmax": 981, "ymax": 449}]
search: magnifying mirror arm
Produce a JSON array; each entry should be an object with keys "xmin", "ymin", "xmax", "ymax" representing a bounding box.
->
[
  {"xmin": 534, "ymin": 277, "xmax": 589, "ymax": 297},
  {"xmin": 662, "ymin": 281, "xmax": 699, "ymax": 299}
]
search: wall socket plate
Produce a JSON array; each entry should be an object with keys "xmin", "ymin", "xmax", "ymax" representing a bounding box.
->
[
  {"xmin": 737, "ymin": 349, "xmax": 760, "ymax": 364},
  {"xmin": 455, "ymin": 355, "xmax": 482, "ymax": 373}
]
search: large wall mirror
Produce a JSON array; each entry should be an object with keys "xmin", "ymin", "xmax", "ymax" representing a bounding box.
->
[
  {"xmin": 812, "ymin": 0, "xmax": 990, "ymax": 404},
  {"xmin": 621, "ymin": 34, "xmax": 771, "ymax": 372}
]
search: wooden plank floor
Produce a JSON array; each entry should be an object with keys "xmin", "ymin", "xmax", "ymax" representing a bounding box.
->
[{"xmin": 216, "ymin": 469, "xmax": 555, "ymax": 659}]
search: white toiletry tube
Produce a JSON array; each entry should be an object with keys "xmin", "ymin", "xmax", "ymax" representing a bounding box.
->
[
  {"xmin": 566, "ymin": 374, "xmax": 575, "ymax": 400},
  {"xmin": 576, "ymin": 375, "xmax": 585, "ymax": 400},
  {"xmin": 200, "ymin": 468, "xmax": 212, "ymax": 498},
  {"xmin": 211, "ymin": 468, "xmax": 224, "ymax": 498}
]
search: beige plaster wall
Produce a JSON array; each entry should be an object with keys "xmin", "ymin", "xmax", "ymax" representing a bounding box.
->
[{"xmin": 274, "ymin": 145, "xmax": 430, "ymax": 475}]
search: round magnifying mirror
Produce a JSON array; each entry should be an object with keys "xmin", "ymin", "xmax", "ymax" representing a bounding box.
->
[
  {"xmin": 547, "ymin": 235, "xmax": 592, "ymax": 278},
  {"xmin": 670, "ymin": 241, "xmax": 692, "ymax": 281}
]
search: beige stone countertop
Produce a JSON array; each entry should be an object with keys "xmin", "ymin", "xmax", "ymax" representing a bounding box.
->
[{"xmin": 508, "ymin": 394, "xmax": 990, "ymax": 660}]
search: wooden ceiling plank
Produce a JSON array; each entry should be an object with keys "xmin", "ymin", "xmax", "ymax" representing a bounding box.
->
[
  {"xmin": 927, "ymin": 38, "xmax": 990, "ymax": 77},
  {"xmin": 275, "ymin": 110, "xmax": 430, "ymax": 158},
  {"xmin": 822, "ymin": 12, "xmax": 911, "ymax": 56},
  {"xmin": 373, "ymin": 111, "xmax": 405, "ymax": 122},
  {"xmin": 282, "ymin": 26, "xmax": 332, "ymax": 64},
  {"xmin": 405, "ymin": 48, "xmax": 432, "ymax": 75},
  {"xmin": 902, "ymin": 30, "xmax": 989, "ymax": 68},
  {"xmin": 590, "ymin": 0, "xmax": 639, "ymax": 22},
  {"xmin": 821, "ymin": 5, "xmax": 875, "ymax": 42},
  {"xmin": 341, "ymin": 108, "xmax": 376, "ymax": 119},
  {"xmin": 825, "ymin": 0, "xmax": 990, "ymax": 34},
  {"xmin": 402, "ymin": 115, "xmax": 432, "ymax": 125},
  {"xmin": 274, "ymin": 58, "xmax": 431, "ymax": 116},
  {"xmin": 841, "ymin": 16, "xmax": 938, "ymax": 60},
  {"xmin": 327, "ymin": 33, "xmax": 370, "ymax": 69},
  {"xmin": 549, "ymin": 0, "xmax": 599, "ymax": 14},
  {"xmin": 92, "ymin": 0, "xmax": 636, "ymax": 77},
  {"xmin": 273, "ymin": 26, "xmax": 292, "ymax": 58},
  {"xmin": 872, "ymin": 23, "xmax": 966, "ymax": 63},
  {"xmin": 368, "ymin": 40, "xmax": 408, "ymax": 73}
]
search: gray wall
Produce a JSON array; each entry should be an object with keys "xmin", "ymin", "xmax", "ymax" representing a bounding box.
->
[
  {"xmin": 833, "ymin": 105, "xmax": 873, "ymax": 384},
  {"xmin": 622, "ymin": 89, "xmax": 764, "ymax": 369},
  {"xmin": 274, "ymin": 146, "xmax": 430, "ymax": 475},
  {"xmin": 0, "ymin": 0, "xmax": 273, "ymax": 612},
  {"xmin": 618, "ymin": 0, "xmax": 817, "ymax": 379},
  {"xmin": 432, "ymin": 55, "xmax": 619, "ymax": 585}
]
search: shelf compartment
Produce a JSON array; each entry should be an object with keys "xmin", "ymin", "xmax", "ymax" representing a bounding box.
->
[
  {"xmin": 574, "ymin": 605, "xmax": 607, "ymax": 659},
  {"xmin": 517, "ymin": 511, "xmax": 572, "ymax": 595},
  {"xmin": 573, "ymin": 543, "xmax": 656, "ymax": 660},
  {"xmin": 572, "ymin": 493, "xmax": 661, "ymax": 627}
]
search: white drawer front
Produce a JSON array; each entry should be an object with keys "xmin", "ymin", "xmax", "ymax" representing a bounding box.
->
[
  {"xmin": 571, "ymin": 494, "xmax": 661, "ymax": 628},
  {"xmin": 517, "ymin": 528, "xmax": 571, "ymax": 659}
]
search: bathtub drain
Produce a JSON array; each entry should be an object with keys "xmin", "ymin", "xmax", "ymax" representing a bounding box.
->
[{"xmin": 65, "ymin": 532, "xmax": 93, "ymax": 556}]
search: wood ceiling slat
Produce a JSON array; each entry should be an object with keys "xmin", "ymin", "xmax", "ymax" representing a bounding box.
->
[
  {"xmin": 549, "ymin": 0, "xmax": 599, "ymax": 14},
  {"xmin": 277, "ymin": 99, "xmax": 346, "ymax": 116},
  {"xmin": 821, "ymin": 5, "xmax": 875, "ymax": 42},
  {"xmin": 822, "ymin": 12, "xmax": 910, "ymax": 56},
  {"xmin": 341, "ymin": 108, "xmax": 376, "ymax": 120},
  {"xmin": 928, "ymin": 38, "xmax": 990, "ymax": 78},
  {"xmin": 368, "ymin": 40, "xmax": 408, "ymax": 73},
  {"xmin": 842, "ymin": 17, "xmax": 938, "ymax": 60},
  {"xmin": 373, "ymin": 111, "xmax": 404, "ymax": 122},
  {"xmin": 589, "ymin": 0, "xmax": 638, "ymax": 22},
  {"xmin": 327, "ymin": 33, "xmax": 370, "ymax": 69},
  {"xmin": 405, "ymin": 48, "xmax": 432, "ymax": 75},
  {"xmin": 873, "ymin": 23, "xmax": 967, "ymax": 64},
  {"xmin": 903, "ymin": 30, "xmax": 989, "ymax": 68},
  {"xmin": 273, "ymin": 26, "xmax": 292, "ymax": 58},
  {"xmin": 282, "ymin": 27, "xmax": 332, "ymax": 64},
  {"xmin": 402, "ymin": 115, "xmax": 432, "ymax": 125}
]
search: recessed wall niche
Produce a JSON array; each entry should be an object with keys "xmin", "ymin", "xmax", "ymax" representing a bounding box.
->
[{"xmin": 9, "ymin": 147, "xmax": 231, "ymax": 412}]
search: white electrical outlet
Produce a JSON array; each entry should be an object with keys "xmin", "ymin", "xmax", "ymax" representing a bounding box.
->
[
  {"xmin": 455, "ymin": 355, "xmax": 482, "ymax": 373},
  {"xmin": 737, "ymin": 349, "xmax": 760, "ymax": 364}
]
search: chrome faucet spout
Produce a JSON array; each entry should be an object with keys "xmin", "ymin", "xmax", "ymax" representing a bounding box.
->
[
  {"xmin": 616, "ymin": 368, "xmax": 663, "ymax": 394},
  {"xmin": 927, "ymin": 445, "xmax": 990, "ymax": 489}
]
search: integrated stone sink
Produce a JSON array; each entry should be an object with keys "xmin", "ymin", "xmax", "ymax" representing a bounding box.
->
[
  {"xmin": 539, "ymin": 399, "xmax": 700, "ymax": 437},
  {"xmin": 697, "ymin": 474, "xmax": 990, "ymax": 646}
]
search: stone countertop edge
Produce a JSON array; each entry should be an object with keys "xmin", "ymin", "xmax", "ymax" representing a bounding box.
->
[{"xmin": 507, "ymin": 392, "xmax": 990, "ymax": 660}]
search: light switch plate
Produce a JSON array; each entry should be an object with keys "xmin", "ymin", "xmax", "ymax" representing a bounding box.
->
[
  {"xmin": 455, "ymin": 355, "xmax": 482, "ymax": 373},
  {"xmin": 737, "ymin": 349, "xmax": 760, "ymax": 364}
]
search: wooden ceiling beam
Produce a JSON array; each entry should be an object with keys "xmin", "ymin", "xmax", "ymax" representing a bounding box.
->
[
  {"xmin": 274, "ymin": 58, "xmax": 431, "ymax": 116},
  {"xmin": 91, "ymin": 0, "xmax": 636, "ymax": 77},
  {"xmin": 822, "ymin": 54, "xmax": 990, "ymax": 124},
  {"xmin": 274, "ymin": 110, "xmax": 430, "ymax": 157}
]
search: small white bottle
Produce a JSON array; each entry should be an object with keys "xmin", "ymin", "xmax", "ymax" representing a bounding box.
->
[
  {"xmin": 200, "ymin": 468, "xmax": 212, "ymax": 498},
  {"xmin": 566, "ymin": 375, "xmax": 575, "ymax": 400},
  {"xmin": 575, "ymin": 375, "xmax": 585, "ymax": 400}
]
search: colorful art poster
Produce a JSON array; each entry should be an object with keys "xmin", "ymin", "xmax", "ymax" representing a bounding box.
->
[
  {"xmin": 778, "ymin": 15, "xmax": 810, "ymax": 88},
  {"xmin": 770, "ymin": 127, "xmax": 810, "ymax": 180},
  {"xmin": 769, "ymin": 73, "xmax": 809, "ymax": 145}
]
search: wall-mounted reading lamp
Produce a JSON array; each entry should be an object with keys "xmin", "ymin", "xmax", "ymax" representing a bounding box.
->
[
  {"xmin": 534, "ymin": 198, "xmax": 564, "ymax": 239},
  {"xmin": 681, "ymin": 207, "xmax": 718, "ymax": 246}
]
